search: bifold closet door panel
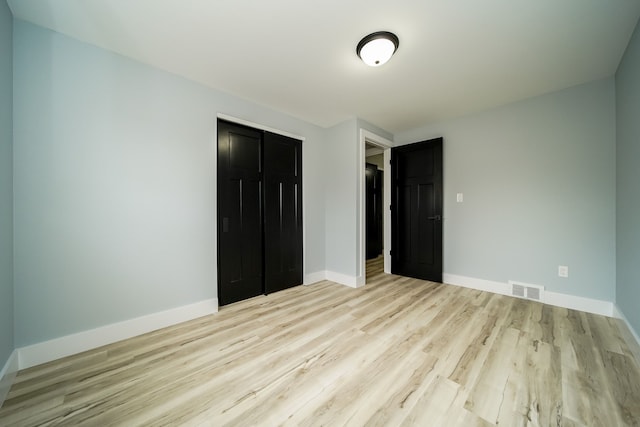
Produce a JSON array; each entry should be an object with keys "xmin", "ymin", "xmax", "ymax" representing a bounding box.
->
[
  {"xmin": 263, "ymin": 132, "xmax": 303, "ymax": 294},
  {"xmin": 217, "ymin": 121, "xmax": 264, "ymax": 306}
]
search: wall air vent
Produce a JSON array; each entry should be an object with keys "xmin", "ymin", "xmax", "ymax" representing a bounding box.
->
[
  {"xmin": 508, "ymin": 281, "xmax": 544, "ymax": 302},
  {"xmin": 512, "ymin": 283, "xmax": 526, "ymax": 298}
]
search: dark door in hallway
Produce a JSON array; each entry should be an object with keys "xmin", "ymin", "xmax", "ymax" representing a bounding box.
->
[
  {"xmin": 391, "ymin": 138, "xmax": 443, "ymax": 282},
  {"xmin": 366, "ymin": 163, "xmax": 383, "ymax": 259}
]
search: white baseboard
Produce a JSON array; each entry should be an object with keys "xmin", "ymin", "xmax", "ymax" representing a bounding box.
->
[
  {"xmin": 325, "ymin": 271, "xmax": 362, "ymax": 288},
  {"xmin": 613, "ymin": 304, "xmax": 640, "ymax": 349},
  {"xmin": 443, "ymin": 273, "xmax": 613, "ymax": 317},
  {"xmin": 545, "ymin": 291, "xmax": 613, "ymax": 317},
  {"xmin": 18, "ymin": 298, "xmax": 218, "ymax": 370},
  {"xmin": 0, "ymin": 349, "xmax": 19, "ymax": 409},
  {"xmin": 304, "ymin": 271, "xmax": 327, "ymax": 285},
  {"xmin": 443, "ymin": 274, "xmax": 511, "ymax": 296}
]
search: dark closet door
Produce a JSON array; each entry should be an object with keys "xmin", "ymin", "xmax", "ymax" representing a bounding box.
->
[
  {"xmin": 391, "ymin": 138, "xmax": 443, "ymax": 282},
  {"xmin": 264, "ymin": 132, "xmax": 303, "ymax": 293},
  {"xmin": 375, "ymin": 169, "xmax": 383, "ymax": 256},
  {"xmin": 366, "ymin": 163, "xmax": 383, "ymax": 259},
  {"xmin": 217, "ymin": 121, "xmax": 264, "ymax": 305}
]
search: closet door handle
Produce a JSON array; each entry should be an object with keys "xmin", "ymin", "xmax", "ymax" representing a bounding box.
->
[{"xmin": 427, "ymin": 215, "xmax": 441, "ymax": 221}]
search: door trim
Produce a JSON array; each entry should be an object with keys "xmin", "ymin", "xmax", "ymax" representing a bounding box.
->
[
  {"xmin": 358, "ymin": 129, "xmax": 393, "ymax": 286},
  {"xmin": 217, "ymin": 113, "xmax": 305, "ymax": 142}
]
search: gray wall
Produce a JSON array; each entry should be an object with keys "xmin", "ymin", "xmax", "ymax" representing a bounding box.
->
[
  {"xmin": 321, "ymin": 117, "xmax": 392, "ymax": 281},
  {"xmin": 0, "ymin": 0, "xmax": 14, "ymax": 366},
  {"xmin": 324, "ymin": 118, "xmax": 358, "ymax": 277},
  {"xmin": 616, "ymin": 20, "xmax": 640, "ymax": 335},
  {"xmin": 13, "ymin": 21, "xmax": 326, "ymax": 347},
  {"xmin": 395, "ymin": 78, "xmax": 616, "ymax": 301}
]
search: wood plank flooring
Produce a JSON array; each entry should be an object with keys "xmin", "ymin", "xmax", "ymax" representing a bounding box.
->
[{"xmin": 2, "ymin": 259, "xmax": 640, "ymax": 426}]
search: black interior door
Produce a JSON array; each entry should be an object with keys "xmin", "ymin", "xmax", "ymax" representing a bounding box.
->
[
  {"xmin": 264, "ymin": 132, "xmax": 303, "ymax": 294},
  {"xmin": 366, "ymin": 163, "xmax": 383, "ymax": 259},
  {"xmin": 375, "ymin": 169, "xmax": 383, "ymax": 256},
  {"xmin": 391, "ymin": 138, "xmax": 443, "ymax": 282},
  {"xmin": 217, "ymin": 121, "xmax": 264, "ymax": 305}
]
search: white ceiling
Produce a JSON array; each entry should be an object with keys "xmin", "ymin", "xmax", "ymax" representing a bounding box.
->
[{"xmin": 7, "ymin": 0, "xmax": 640, "ymax": 134}]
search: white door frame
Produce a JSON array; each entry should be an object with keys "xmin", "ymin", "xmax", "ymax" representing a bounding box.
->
[{"xmin": 357, "ymin": 129, "xmax": 393, "ymax": 286}]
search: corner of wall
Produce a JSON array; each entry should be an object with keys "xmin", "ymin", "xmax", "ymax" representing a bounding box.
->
[
  {"xmin": 613, "ymin": 304, "xmax": 640, "ymax": 356},
  {"xmin": 0, "ymin": 350, "xmax": 19, "ymax": 409},
  {"xmin": 614, "ymin": 12, "xmax": 640, "ymax": 350},
  {"xmin": 0, "ymin": 0, "xmax": 15, "ymax": 406},
  {"xmin": 325, "ymin": 271, "xmax": 362, "ymax": 288}
]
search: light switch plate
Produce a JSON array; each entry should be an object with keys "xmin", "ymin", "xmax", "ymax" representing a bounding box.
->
[{"xmin": 456, "ymin": 193, "xmax": 463, "ymax": 203}]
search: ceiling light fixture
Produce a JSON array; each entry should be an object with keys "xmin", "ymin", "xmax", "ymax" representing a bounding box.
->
[{"xmin": 356, "ymin": 31, "xmax": 399, "ymax": 67}]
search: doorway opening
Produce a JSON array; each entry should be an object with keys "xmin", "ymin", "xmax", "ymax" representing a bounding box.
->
[
  {"xmin": 365, "ymin": 145, "xmax": 384, "ymax": 279},
  {"xmin": 358, "ymin": 129, "xmax": 392, "ymax": 285}
]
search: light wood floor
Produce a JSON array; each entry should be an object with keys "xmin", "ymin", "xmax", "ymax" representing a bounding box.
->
[{"xmin": 2, "ymin": 259, "xmax": 640, "ymax": 426}]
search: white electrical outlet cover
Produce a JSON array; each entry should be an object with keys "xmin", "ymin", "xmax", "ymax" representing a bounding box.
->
[{"xmin": 558, "ymin": 266, "xmax": 569, "ymax": 278}]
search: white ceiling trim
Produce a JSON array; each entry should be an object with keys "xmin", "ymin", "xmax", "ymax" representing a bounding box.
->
[{"xmin": 216, "ymin": 113, "xmax": 305, "ymax": 142}]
